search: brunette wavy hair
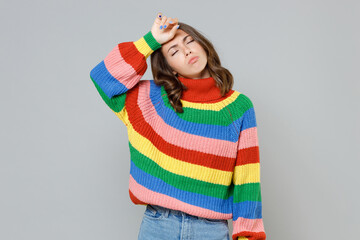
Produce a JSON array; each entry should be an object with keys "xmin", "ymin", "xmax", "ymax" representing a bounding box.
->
[{"xmin": 150, "ymin": 22, "xmax": 234, "ymax": 113}]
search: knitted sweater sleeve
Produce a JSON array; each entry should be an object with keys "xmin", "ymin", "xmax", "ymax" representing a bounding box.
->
[
  {"xmin": 231, "ymin": 96, "xmax": 266, "ymax": 240},
  {"xmin": 89, "ymin": 30, "xmax": 161, "ymax": 126}
]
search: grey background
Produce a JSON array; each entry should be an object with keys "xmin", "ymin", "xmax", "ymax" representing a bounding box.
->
[{"xmin": 1, "ymin": 0, "xmax": 359, "ymax": 239}]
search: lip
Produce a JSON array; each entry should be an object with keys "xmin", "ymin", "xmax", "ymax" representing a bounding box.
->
[{"xmin": 188, "ymin": 56, "xmax": 199, "ymax": 64}]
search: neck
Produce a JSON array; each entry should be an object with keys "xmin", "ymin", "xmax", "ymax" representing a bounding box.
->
[
  {"xmin": 178, "ymin": 72, "xmax": 210, "ymax": 80},
  {"xmin": 177, "ymin": 75, "xmax": 233, "ymax": 103}
]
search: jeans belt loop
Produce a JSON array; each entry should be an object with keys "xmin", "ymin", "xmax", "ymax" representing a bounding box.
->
[{"xmin": 164, "ymin": 208, "xmax": 169, "ymax": 218}]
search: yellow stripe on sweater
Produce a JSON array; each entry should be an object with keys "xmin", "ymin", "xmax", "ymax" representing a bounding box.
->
[
  {"xmin": 233, "ymin": 163, "xmax": 260, "ymax": 185},
  {"xmin": 113, "ymin": 106, "xmax": 129, "ymax": 126},
  {"xmin": 126, "ymin": 121, "xmax": 233, "ymax": 186},
  {"xmin": 180, "ymin": 91, "xmax": 241, "ymax": 110},
  {"xmin": 133, "ymin": 37, "xmax": 154, "ymax": 59}
]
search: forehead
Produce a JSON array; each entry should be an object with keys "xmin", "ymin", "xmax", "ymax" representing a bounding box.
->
[{"xmin": 162, "ymin": 30, "xmax": 190, "ymax": 48}]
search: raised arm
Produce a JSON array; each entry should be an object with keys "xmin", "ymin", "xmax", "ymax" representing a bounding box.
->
[
  {"xmin": 89, "ymin": 13, "xmax": 179, "ymax": 126},
  {"xmin": 89, "ymin": 30, "xmax": 161, "ymax": 126}
]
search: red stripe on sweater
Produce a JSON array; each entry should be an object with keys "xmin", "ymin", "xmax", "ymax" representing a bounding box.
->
[
  {"xmin": 118, "ymin": 42, "xmax": 148, "ymax": 76},
  {"xmin": 124, "ymin": 85, "xmax": 235, "ymax": 172},
  {"xmin": 129, "ymin": 189, "xmax": 147, "ymax": 205},
  {"xmin": 236, "ymin": 146, "xmax": 260, "ymax": 166}
]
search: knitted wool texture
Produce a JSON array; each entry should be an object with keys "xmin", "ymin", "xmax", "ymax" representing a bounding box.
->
[{"xmin": 90, "ymin": 30, "xmax": 266, "ymax": 240}]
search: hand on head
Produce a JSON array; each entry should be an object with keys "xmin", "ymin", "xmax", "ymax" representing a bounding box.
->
[{"xmin": 151, "ymin": 12, "xmax": 180, "ymax": 45}]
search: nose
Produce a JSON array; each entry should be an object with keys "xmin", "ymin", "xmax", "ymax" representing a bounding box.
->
[{"xmin": 185, "ymin": 48, "xmax": 192, "ymax": 56}]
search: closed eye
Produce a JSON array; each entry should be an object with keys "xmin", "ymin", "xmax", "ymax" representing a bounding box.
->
[{"xmin": 171, "ymin": 40, "xmax": 195, "ymax": 56}]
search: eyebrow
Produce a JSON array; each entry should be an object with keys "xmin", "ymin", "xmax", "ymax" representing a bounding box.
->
[{"xmin": 167, "ymin": 35, "xmax": 192, "ymax": 53}]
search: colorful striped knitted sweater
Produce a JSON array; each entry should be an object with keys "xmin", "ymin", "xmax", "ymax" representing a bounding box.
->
[{"xmin": 89, "ymin": 30, "xmax": 266, "ymax": 240}]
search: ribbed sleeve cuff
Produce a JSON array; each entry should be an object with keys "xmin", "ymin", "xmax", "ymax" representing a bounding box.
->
[{"xmin": 143, "ymin": 30, "xmax": 162, "ymax": 51}]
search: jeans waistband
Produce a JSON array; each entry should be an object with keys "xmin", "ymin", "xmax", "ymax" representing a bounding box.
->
[{"xmin": 147, "ymin": 204, "xmax": 199, "ymax": 219}]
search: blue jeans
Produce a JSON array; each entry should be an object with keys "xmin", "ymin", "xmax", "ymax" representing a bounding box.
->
[{"xmin": 138, "ymin": 204, "xmax": 230, "ymax": 240}]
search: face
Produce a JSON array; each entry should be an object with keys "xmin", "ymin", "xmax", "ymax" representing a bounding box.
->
[{"xmin": 161, "ymin": 29, "xmax": 209, "ymax": 79}]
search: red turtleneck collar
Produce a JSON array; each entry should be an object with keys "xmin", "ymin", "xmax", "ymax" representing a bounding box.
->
[{"xmin": 177, "ymin": 76, "xmax": 234, "ymax": 103}]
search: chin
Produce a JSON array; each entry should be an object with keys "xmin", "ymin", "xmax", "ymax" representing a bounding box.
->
[{"xmin": 197, "ymin": 60, "xmax": 207, "ymax": 72}]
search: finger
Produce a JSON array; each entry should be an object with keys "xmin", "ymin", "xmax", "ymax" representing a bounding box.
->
[
  {"xmin": 163, "ymin": 18, "xmax": 171, "ymax": 29},
  {"xmin": 160, "ymin": 15, "xmax": 167, "ymax": 29},
  {"xmin": 165, "ymin": 17, "xmax": 176, "ymax": 27},
  {"xmin": 170, "ymin": 23, "xmax": 180, "ymax": 35},
  {"xmin": 155, "ymin": 12, "xmax": 163, "ymax": 24},
  {"xmin": 164, "ymin": 17, "xmax": 178, "ymax": 30},
  {"xmin": 172, "ymin": 18, "xmax": 179, "ymax": 25}
]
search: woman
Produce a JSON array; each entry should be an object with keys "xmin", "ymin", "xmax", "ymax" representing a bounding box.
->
[{"xmin": 90, "ymin": 12, "xmax": 266, "ymax": 240}]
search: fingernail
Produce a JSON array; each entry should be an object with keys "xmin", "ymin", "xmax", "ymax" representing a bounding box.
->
[
  {"xmin": 159, "ymin": 15, "xmax": 161, "ymax": 18},
  {"xmin": 160, "ymin": 25, "xmax": 163, "ymax": 29},
  {"xmin": 176, "ymin": 25, "xmax": 180, "ymax": 29},
  {"xmin": 169, "ymin": 21, "xmax": 173, "ymax": 23},
  {"xmin": 164, "ymin": 25, "xmax": 167, "ymax": 28}
]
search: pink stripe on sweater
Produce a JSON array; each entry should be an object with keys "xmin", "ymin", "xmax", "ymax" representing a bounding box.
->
[
  {"xmin": 135, "ymin": 81, "xmax": 237, "ymax": 158},
  {"xmin": 129, "ymin": 174, "xmax": 232, "ymax": 219},
  {"xmin": 232, "ymin": 216, "xmax": 265, "ymax": 234},
  {"xmin": 104, "ymin": 45, "xmax": 141, "ymax": 89},
  {"xmin": 238, "ymin": 127, "xmax": 259, "ymax": 150}
]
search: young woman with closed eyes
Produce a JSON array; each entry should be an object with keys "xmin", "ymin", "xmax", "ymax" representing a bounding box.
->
[{"xmin": 90, "ymin": 12, "xmax": 267, "ymax": 240}]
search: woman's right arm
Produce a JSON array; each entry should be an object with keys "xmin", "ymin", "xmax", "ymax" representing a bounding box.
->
[
  {"xmin": 89, "ymin": 30, "xmax": 162, "ymax": 126},
  {"xmin": 89, "ymin": 13, "xmax": 179, "ymax": 126}
]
